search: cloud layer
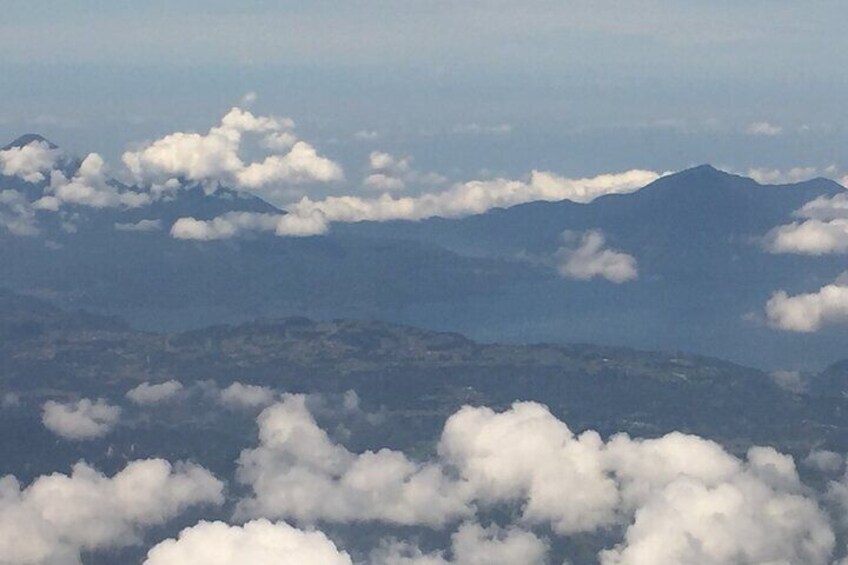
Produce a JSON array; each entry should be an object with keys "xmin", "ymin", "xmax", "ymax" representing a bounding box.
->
[
  {"xmin": 228, "ymin": 396, "xmax": 836, "ymax": 564},
  {"xmin": 172, "ymin": 168, "xmax": 660, "ymax": 240}
]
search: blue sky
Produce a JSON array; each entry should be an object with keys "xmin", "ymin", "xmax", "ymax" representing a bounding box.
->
[{"xmin": 1, "ymin": 0, "xmax": 846, "ymax": 180}]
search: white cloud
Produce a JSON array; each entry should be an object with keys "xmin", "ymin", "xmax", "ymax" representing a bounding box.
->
[
  {"xmin": 798, "ymin": 193, "xmax": 848, "ymax": 221},
  {"xmin": 805, "ymin": 450, "xmax": 844, "ymax": 475},
  {"xmin": 115, "ymin": 219, "xmax": 163, "ymax": 232},
  {"xmin": 42, "ymin": 398, "xmax": 121, "ymax": 440},
  {"xmin": 235, "ymin": 394, "xmax": 471, "ymax": 526},
  {"xmin": 0, "ymin": 140, "xmax": 60, "ymax": 183},
  {"xmin": 169, "ymin": 166, "xmax": 659, "ymax": 239},
  {"xmin": 236, "ymin": 141, "xmax": 343, "ymax": 190},
  {"xmin": 0, "ymin": 459, "xmax": 224, "ymax": 565},
  {"xmin": 369, "ymin": 151, "xmax": 411, "ymax": 175},
  {"xmin": 122, "ymin": 108, "xmax": 341, "ymax": 201},
  {"xmin": 555, "ymin": 230, "xmax": 638, "ymax": 283},
  {"xmin": 291, "ymin": 169, "xmax": 659, "ymax": 223},
  {"xmin": 144, "ymin": 519, "xmax": 352, "ymax": 565},
  {"xmin": 126, "ymin": 380, "xmax": 184, "ymax": 405},
  {"xmin": 764, "ymin": 219, "xmax": 848, "ymax": 255},
  {"xmin": 763, "ymin": 193, "xmax": 848, "ymax": 255},
  {"xmin": 0, "ymin": 190, "xmax": 39, "ymax": 236},
  {"xmin": 37, "ymin": 153, "xmax": 151, "ymax": 209},
  {"xmin": 766, "ymin": 274, "xmax": 848, "ymax": 332},
  {"xmin": 599, "ymin": 447, "xmax": 833, "ymax": 565},
  {"xmin": 746, "ymin": 121, "xmax": 783, "ymax": 136},
  {"xmin": 371, "ymin": 522, "xmax": 548, "ymax": 565},
  {"xmin": 170, "ymin": 210, "xmax": 328, "ymax": 240},
  {"xmin": 219, "ymin": 382, "xmax": 277, "ymax": 410},
  {"xmin": 232, "ymin": 398, "xmax": 836, "ymax": 564}
]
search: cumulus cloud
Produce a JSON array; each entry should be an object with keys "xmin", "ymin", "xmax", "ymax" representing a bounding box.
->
[
  {"xmin": 172, "ymin": 168, "xmax": 659, "ymax": 240},
  {"xmin": 144, "ymin": 519, "xmax": 352, "ymax": 565},
  {"xmin": 0, "ymin": 459, "xmax": 224, "ymax": 565},
  {"xmin": 219, "ymin": 382, "xmax": 277, "ymax": 410},
  {"xmin": 371, "ymin": 522, "xmax": 548, "ymax": 565},
  {"xmin": 232, "ymin": 398, "xmax": 836, "ymax": 564},
  {"xmin": 0, "ymin": 190, "xmax": 39, "ymax": 236},
  {"xmin": 235, "ymin": 394, "xmax": 470, "ymax": 525},
  {"xmin": 126, "ymin": 380, "xmax": 184, "ymax": 405},
  {"xmin": 555, "ymin": 230, "xmax": 638, "ymax": 283},
  {"xmin": 290, "ymin": 168, "xmax": 658, "ymax": 222},
  {"xmin": 115, "ymin": 219, "xmax": 162, "ymax": 232},
  {"xmin": 764, "ymin": 219, "xmax": 848, "ymax": 255},
  {"xmin": 765, "ymin": 274, "xmax": 848, "ymax": 332},
  {"xmin": 42, "ymin": 398, "xmax": 121, "ymax": 440},
  {"xmin": 122, "ymin": 108, "xmax": 342, "ymax": 201},
  {"xmin": 170, "ymin": 210, "xmax": 328, "ymax": 240},
  {"xmin": 746, "ymin": 121, "xmax": 783, "ymax": 136},
  {"xmin": 599, "ymin": 446, "xmax": 833, "ymax": 564},
  {"xmin": 36, "ymin": 153, "xmax": 151, "ymax": 210},
  {"xmin": 0, "ymin": 140, "xmax": 60, "ymax": 183},
  {"xmin": 764, "ymin": 192, "xmax": 848, "ymax": 255}
]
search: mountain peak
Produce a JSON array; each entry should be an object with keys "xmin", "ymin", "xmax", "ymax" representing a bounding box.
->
[{"xmin": 2, "ymin": 133, "xmax": 59, "ymax": 151}]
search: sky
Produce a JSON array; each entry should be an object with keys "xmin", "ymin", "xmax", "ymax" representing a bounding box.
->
[{"xmin": 1, "ymin": 0, "xmax": 847, "ymax": 181}]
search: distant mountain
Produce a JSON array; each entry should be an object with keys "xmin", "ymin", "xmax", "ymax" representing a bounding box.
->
[
  {"xmin": 2, "ymin": 133, "xmax": 59, "ymax": 150},
  {"xmin": 2, "ymin": 137, "xmax": 846, "ymax": 369},
  {"xmin": 335, "ymin": 166, "xmax": 848, "ymax": 369}
]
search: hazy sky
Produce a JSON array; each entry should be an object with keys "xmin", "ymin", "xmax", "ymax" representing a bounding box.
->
[{"xmin": 2, "ymin": 0, "xmax": 846, "ymax": 179}]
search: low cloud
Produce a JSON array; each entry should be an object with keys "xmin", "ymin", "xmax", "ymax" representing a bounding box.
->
[
  {"xmin": 231, "ymin": 396, "xmax": 834, "ymax": 564},
  {"xmin": 35, "ymin": 153, "xmax": 150, "ymax": 210},
  {"xmin": 764, "ymin": 193, "xmax": 848, "ymax": 255},
  {"xmin": 764, "ymin": 219, "xmax": 848, "ymax": 255},
  {"xmin": 126, "ymin": 380, "xmax": 184, "ymax": 405},
  {"xmin": 0, "ymin": 140, "xmax": 60, "ymax": 183},
  {"xmin": 555, "ymin": 230, "xmax": 638, "ymax": 283},
  {"xmin": 170, "ymin": 210, "xmax": 328, "ymax": 240},
  {"xmin": 0, "ymin": 459, "xmax": 224, "ymax": 565},
  {"xmin": 144, "ymin": 519, "xmax": 352, "ymax": 565},
  {"xmin": 235, "ymin": 394, "xmax": 468, "ymax": 525},
  {"xmin": 219, "ymin": 382, "xmax": 277, "ymax": 410},
  {"xmin": 122, "ymin": 107, "xmax": 342, "ymax": 204},
  {"xmin": 172, "ymin": 168, "xmax": 660, "ymax": 240},
  {"xmin": 42, "ymin": 398, "xmax": 121, "ymax": 440},
  {"xmin": 765, "ymin": 273, "xmax": 848, "ymax": 332}
]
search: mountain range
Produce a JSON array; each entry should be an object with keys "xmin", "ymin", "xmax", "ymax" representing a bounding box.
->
[{"xmin": 2, "ymin": 135, "xmax": 845, "ymax": 370}]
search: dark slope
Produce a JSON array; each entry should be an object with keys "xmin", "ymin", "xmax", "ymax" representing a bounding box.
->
[{"xmin": 331, "ymin": 166, "xmax": 848, "ymax": 369}]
